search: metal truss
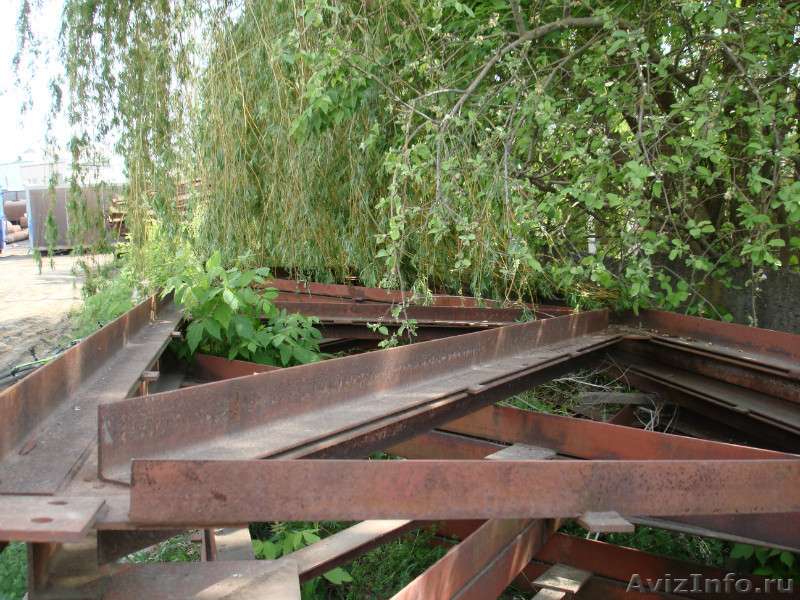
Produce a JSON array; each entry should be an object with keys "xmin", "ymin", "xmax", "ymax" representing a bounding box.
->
[{"xmin": 1, "ymin": 278, "xmax": 798, "ymax": 599}]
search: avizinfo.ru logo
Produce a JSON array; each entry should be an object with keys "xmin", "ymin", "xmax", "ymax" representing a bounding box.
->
[{"xmin": 627, "ymin": 573, "xmax": 795, "ymax": 594}]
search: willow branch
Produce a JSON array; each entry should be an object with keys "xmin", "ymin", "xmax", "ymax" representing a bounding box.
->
[{"xmin": 435, "ymin": 15, "xmax": 606, "ymax": 205}]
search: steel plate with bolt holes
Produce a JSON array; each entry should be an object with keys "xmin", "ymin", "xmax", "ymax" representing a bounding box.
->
[{"xmin": 0, "ymin": 496, "xmax": 105, "ymax": 543}]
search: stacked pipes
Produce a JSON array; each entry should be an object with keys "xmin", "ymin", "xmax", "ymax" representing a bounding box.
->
[{"xmin": 3, "ymin": 199, "xmax": 29, "ymax": 244}]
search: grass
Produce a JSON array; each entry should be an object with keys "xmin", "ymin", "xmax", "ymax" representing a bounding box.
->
[
  {"xmin": 0, "ymin": 543, "xmax": 27, "ymax": 600},
  {"xmin": 120, "ymin": 533, "xmax": 200, "ymax": 563}
]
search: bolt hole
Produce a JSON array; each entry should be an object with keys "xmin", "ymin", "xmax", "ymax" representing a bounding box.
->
[
  {"xmin": 48, "ymin": 501, "xmax": 68, "ymax": 506},
  {"xmin": 31, "ymin": 517, "xmax": 53, "ymax": 524}
]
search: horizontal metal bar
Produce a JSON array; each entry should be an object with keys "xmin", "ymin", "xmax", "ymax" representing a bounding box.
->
[
  {"xmin": 640, "ymin": 337, "xmax": 800, "ymax": 400},
  {"xmin": 273, "ymin": 300, "xmax": 529, "ymax": 326},
  {"xmin": 614, "ymin": 339, "xmax": 800, "ymax": 411},
  {"xmin": 317, "ymin": 322, "xmax": 490, "ymax": 340},
  {"xmin": 266, "ymin": 277, "xmax": 566, "ymax": 313},
  {"xmin": 613, "ymin": 309, "xmax": 800, "ymax": 365},
  {"xmin": 0, "ymin": 294, "xmax": 180, "ymax": 495},
  {"xmin": 441, "ymin": 404, "xmax": 796, "ymax": 460},
  {"xmin": 129, "ymin": 459, "xmax": 800, "ymax": 525},
  {"xmin": 0, "ymin": 496, "xmax": 105, "ymax": 543},
  {"xmin": 38, "ymin": 558, "xmax": 301, "ymax": 599},
  {"xmin": 99, "ymin": 310, "xmax": 614, "ymax": 483}
]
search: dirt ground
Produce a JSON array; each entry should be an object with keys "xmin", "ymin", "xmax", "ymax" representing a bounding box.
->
[{"xmin": 0, "ymin": 242, "xmax": 106, "ymax": 385}]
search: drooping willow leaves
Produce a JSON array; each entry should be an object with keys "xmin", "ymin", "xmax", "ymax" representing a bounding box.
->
[{"xmin": 33, "ymin": 0, "xmax": 800, "ymax": 315}]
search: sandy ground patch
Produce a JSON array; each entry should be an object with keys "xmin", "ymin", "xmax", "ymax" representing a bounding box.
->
[{"xmin": 0, "ymin": 243, "xmax": 108, "ymax": 384}]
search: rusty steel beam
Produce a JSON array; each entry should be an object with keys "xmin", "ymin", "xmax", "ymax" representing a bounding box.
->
[
  {"xmin": 31, "ymin": 558, "xmax": 302, "ymax": 600},
  {"xmin": 317, "ymin": 322, "xmax": 491, "ymax": 340},
  {"xmin": 529, "ymin": 533, "xmax": 792, "ymax": 599},
  {"xmin": 615, "ymin": 338, "xmax": 800, "ymax": 406},
  {"xmin": 394, "ymin": 407, "xmax": 800, "ymax": 552},
  {"xmin": 0, "ymin": 497, "xmax": 105, "ymax": 543},
  {"xmin": 273, "ymin": 300, "xmax": 529, "ymax": 326},
  {"xmin": 605, "ymin": 351, "xmax": 800, "ymax": 452},
  {"xmin": 392, "ymin": 518, "xmax": 557, "ymax": 600},
  {"xmin": 281, "ymin": 520, "xmax": 423, "ymax": 583},
  {"xmin": 0, "ymin": 293, "xmax": 180, "ymax": 497},
  {"xmin": 613, "ymin": 308, "xmax": 800, "ymax": 364},
  {"xmin": 191, "ymin": 352, "xmax": 280, "ymax": 381},
  {"xmin": 265, "ymin": 277, "xmax": 569, "ymax": 313},
  {"xmin": 129, "ymin": 459, "xmax": 800, "ymax": 526},
  {"xmin": 441, "ymin": 404, "xmax": 796, "ymax": 461},
  {"xmin": 441, "ymin": 404, "xmax": 800, "ymax": 550},
  {"xmin": 98, "ymin": 310, "xmax": 615, "ymax": 483}
]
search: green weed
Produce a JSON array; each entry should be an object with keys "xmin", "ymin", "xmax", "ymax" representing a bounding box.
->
[
  {"xmin": 164, "ymin": 250, "xmax": 324, "ymax": 366},
  {"xmin": 0, "ymin": 543, "xmax": 27, "ymax": 600},
  {"xmin": 120, "ymin": 533, "xmax": 199, "ymax": 563}
]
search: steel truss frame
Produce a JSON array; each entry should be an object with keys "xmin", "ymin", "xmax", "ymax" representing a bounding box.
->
[{"xmin": 1, "ymin": 278, "xmax": 799, "ymax": 599}]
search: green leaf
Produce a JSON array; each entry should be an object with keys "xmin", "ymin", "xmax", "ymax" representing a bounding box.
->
[
  {"xmin": 283, "ymin": 535, "xmax": 294, "ymax": 557},
  {"xmin": 204, "ymin": 318, "xmax": 222, "ymax": 341},
  {"xmin": 213, "ymin": 305, "xmax": 231, "ymax": 330},
  {"xmin": 292, "ymin": 346, "xmax": 317, "ymax": 364},
  {"xmin": 280, "ymin": 344, "xmax": 293, "ymax": 366},
  {"xmin": 261, "ymin": 540, "xmax": 278, "ymax": 560},
  {"xmin": 302, "ymin": 531, "xmax": 321, "ymax": 545},
  {"xmin": 323, "ymin": 567, "xmax": 353, "ymax": 585},
  {"xmin": 293, "ymin": 531, "xmax": 304, "ymax": 550},
  {"xmin": 206, "ymin": 250, "xmax": 221, "ymax": 271},
  {"xmin": 713, "ymin": 10, "xmax": 727, "ymax": 28},
  {"xmin": 222, "ymin": 289, "xmax": 240, "ymax": 311},
  {"xmin": 186, "ymin": 321, "xmax": 204, "ymax": 354}
]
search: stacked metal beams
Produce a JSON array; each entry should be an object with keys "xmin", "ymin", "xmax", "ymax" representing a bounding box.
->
[{"xmin": 0, "ymin": 281, "xmax": 798, "ymax": 599}]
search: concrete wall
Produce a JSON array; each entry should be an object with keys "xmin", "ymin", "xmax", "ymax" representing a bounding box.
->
[{"xmin": 650, "ymin": 255, "xmax": 800, "ymax": 335}]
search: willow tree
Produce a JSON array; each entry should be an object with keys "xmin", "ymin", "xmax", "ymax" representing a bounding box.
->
[{"xmin": 42, "ymin": 0, "xmax": 800, "ymax": 315}]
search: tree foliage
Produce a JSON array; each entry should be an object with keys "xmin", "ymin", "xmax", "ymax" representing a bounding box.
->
[{"xmin": 38, "ymin": 0, "xmax": 800, "ymax": 314}]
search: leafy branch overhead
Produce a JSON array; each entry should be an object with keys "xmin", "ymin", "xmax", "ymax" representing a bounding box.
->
[{"xmin": 39, "ymin": 0, "xmax": 800, "ymax": 317}]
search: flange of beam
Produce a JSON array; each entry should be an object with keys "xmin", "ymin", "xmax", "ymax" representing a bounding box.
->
[
  {"xmin": 272, "ymin": 300, "xmax": 529, "ymax": 327},
  {"xmin": 0, "ymin": 293, "xmax": 180, "ymax": 495},
  {"xmin": 391, "ymin": 518, "xmax": 557, "ymax": 600},
  {"xmin": 613, "ymin": 308, "xmax": 800, "ymax": 365},
  {"xmin": 98, "ymin": 310, "xmax": 616, "ymax": 483},
  {"xmin": 440, "ymin": 404, "xmax": 797, "ymax": 460},
  {"xmin": 34, "ymin": 558, "xmax": 302, "ymax": 600},
  {"xmin": 129, "ymin": 459, "xmax": 800, "ymax": 526},
  {"xmin": 439, "ymin": 404, "xmax": 800, "ymax": 550},
  {"xmin": 0, "ymin": 496, "xmax": 104, "ymax": 543}
]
